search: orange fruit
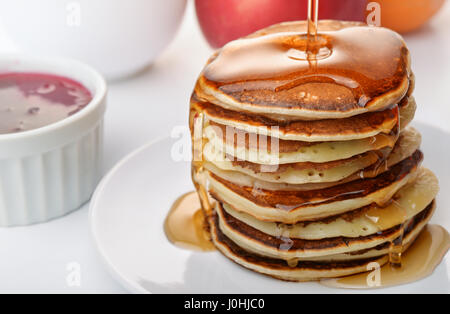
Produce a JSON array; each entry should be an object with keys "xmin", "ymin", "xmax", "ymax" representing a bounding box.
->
[{"xmin": 372, "ymin": 0, "xmax": 446, "ymax": 33}]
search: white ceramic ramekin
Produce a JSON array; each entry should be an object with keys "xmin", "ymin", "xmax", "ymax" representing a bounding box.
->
[{"xmin": 0, "ymin": 54, "xmax": 107, "ymax": 226}]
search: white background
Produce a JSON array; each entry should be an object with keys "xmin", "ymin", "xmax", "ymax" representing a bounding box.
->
[{"xmin": 0, "ymin": 1, "xmax": 449, "ymax": 293}]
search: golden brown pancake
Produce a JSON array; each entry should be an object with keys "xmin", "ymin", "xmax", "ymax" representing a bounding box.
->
[
  {"xmin": 399, "ymin": 96, "xmax": 416, "ymax": 129},
  {"xmin": 212, "ymin": 218, "xmax": 388, "ymax": 282},
  {"xmin": 220, "ymin": 167, "xmax": 438, "ymax": 240},
  {"xmin": 203, "ymin": 127, "xmax": 422, "ymax": 190},
  {"xmin": 208, "ymin": 150, "xmax": 423, "ymax": 223},
  {"xmin": 192, "ymin": 94, "xmax": 415, "ymax": 142},
  {"xmin": 193, "ymin": 95, "xmax": 398, "ymax": 142},
  {"xmin": 204, "ymin": 124, "xmax": 398, "ymax": 165},
  {"xmin": 214, "ymin": 199, "xmax": 434, "ymax": 260},
  {"xmin": 197, "ymin": 20, "xmax": 412, "ymax": 120},
  {"xmin": 204, "ymin": 148, "xmax": 389, "ymax": 185},
  {"xmin": 210, "ymin": 201, "xmax": 433, "ymax": 281}
]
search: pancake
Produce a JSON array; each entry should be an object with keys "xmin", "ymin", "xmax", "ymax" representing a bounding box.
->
[
  {"xmin": 214, "ymin": 197, "xmax": 435, "ymax": 260},
  {"xmin": 339, "ymin": 126, "xmax": 421, "ymax": 182},
  {"xmin": 203, "ymin": 127, "xmax": 422, "ymax": 190},
  {"xmin": 192, "ymin": 94, "xmax": 415, "ymax": 142},
  {"xmin": 198, "ymin": 20, "xmax": 412, "ymax": 120},
  {"xmin": 399, "ymin": 97, "xmax": 416, "ymax": 129},
  {"xmin": 220, "ymin": 167, "xmax": 438, "ymax": 240},
  {"xmin": 200, "ymin": 99, "xmax": 416, "ymax": 165},
  {"xmin": 213, "ymin": 222, "xmax": 389, "ymax": 282},
  {"xmin": 290, "ymin": 218, "xmax": 425, "ymax": 262},
  {"xmin": 210, "ymin": 201, "xmax": 434, "ymax": 281},
  {"xmin": 204, "ymin": 149, "xmax": 387, "ymax": 185},
  {"xmin": 203, "ymin": 123, "xmax": 398, "ymax": 165},
  {"xmin": 208, "ymin": 150, "xmax": 423, "ymax": 223},
  {"xmin": 204, "ymin": 127, "xmax": 420, "ymax": 186}
]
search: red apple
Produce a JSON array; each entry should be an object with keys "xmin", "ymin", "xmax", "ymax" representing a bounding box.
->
[{"xmin": 195, "ymin": 0, "xmax": 367, "ymax": 48}]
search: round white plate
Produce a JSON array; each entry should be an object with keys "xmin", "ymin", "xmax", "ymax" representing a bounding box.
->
[{"xmin": 90, "ymin": 122, "xmax": 450, "ymax": 294}]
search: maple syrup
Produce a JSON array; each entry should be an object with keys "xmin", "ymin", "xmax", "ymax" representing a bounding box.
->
[
  {"xmin": 321, "ymin": 225, "xmax": 450, "ymax": 289},
  {"xmin": 203, "ymin": 19, "xmax": 409, "ymax": 113},
  {"xmin": 307, "ymin": 0, "xmax": 319, "ymax": 42},
  {"xmin": 164, "ymin": 191, "xmax": 215, "ymax": 251}
]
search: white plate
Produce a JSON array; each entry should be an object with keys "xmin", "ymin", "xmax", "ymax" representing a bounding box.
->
[{"xmin": 89, "ymin": 122, "xmax": 450, "ymax": 294}]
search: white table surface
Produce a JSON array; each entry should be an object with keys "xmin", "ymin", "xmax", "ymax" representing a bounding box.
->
[{"xmin": 0, "ymin": 2, "xmax": 449, "ymax": 293}]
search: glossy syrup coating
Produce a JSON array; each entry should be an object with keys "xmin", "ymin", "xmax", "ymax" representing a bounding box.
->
[{"xmin": 200, "ymin": 20, "xmax": 411, "ymax": 118}]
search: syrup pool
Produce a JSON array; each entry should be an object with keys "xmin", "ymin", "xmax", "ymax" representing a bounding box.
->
[
  {"xmin": 320, "ymin": 225, "xmax": 450, "ymax": 289},
  {"xmin": 0, "ymin": 73, "xmax": 92, "ymax": 134},
  {"xmin": 164, "ymin": 191, "xmax": 215, "ymax": 252}
]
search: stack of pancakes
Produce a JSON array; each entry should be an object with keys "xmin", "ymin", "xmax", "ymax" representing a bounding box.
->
[{"xmin": 190, "ymin": 21, "xmax": 439, "ymax": 281}]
